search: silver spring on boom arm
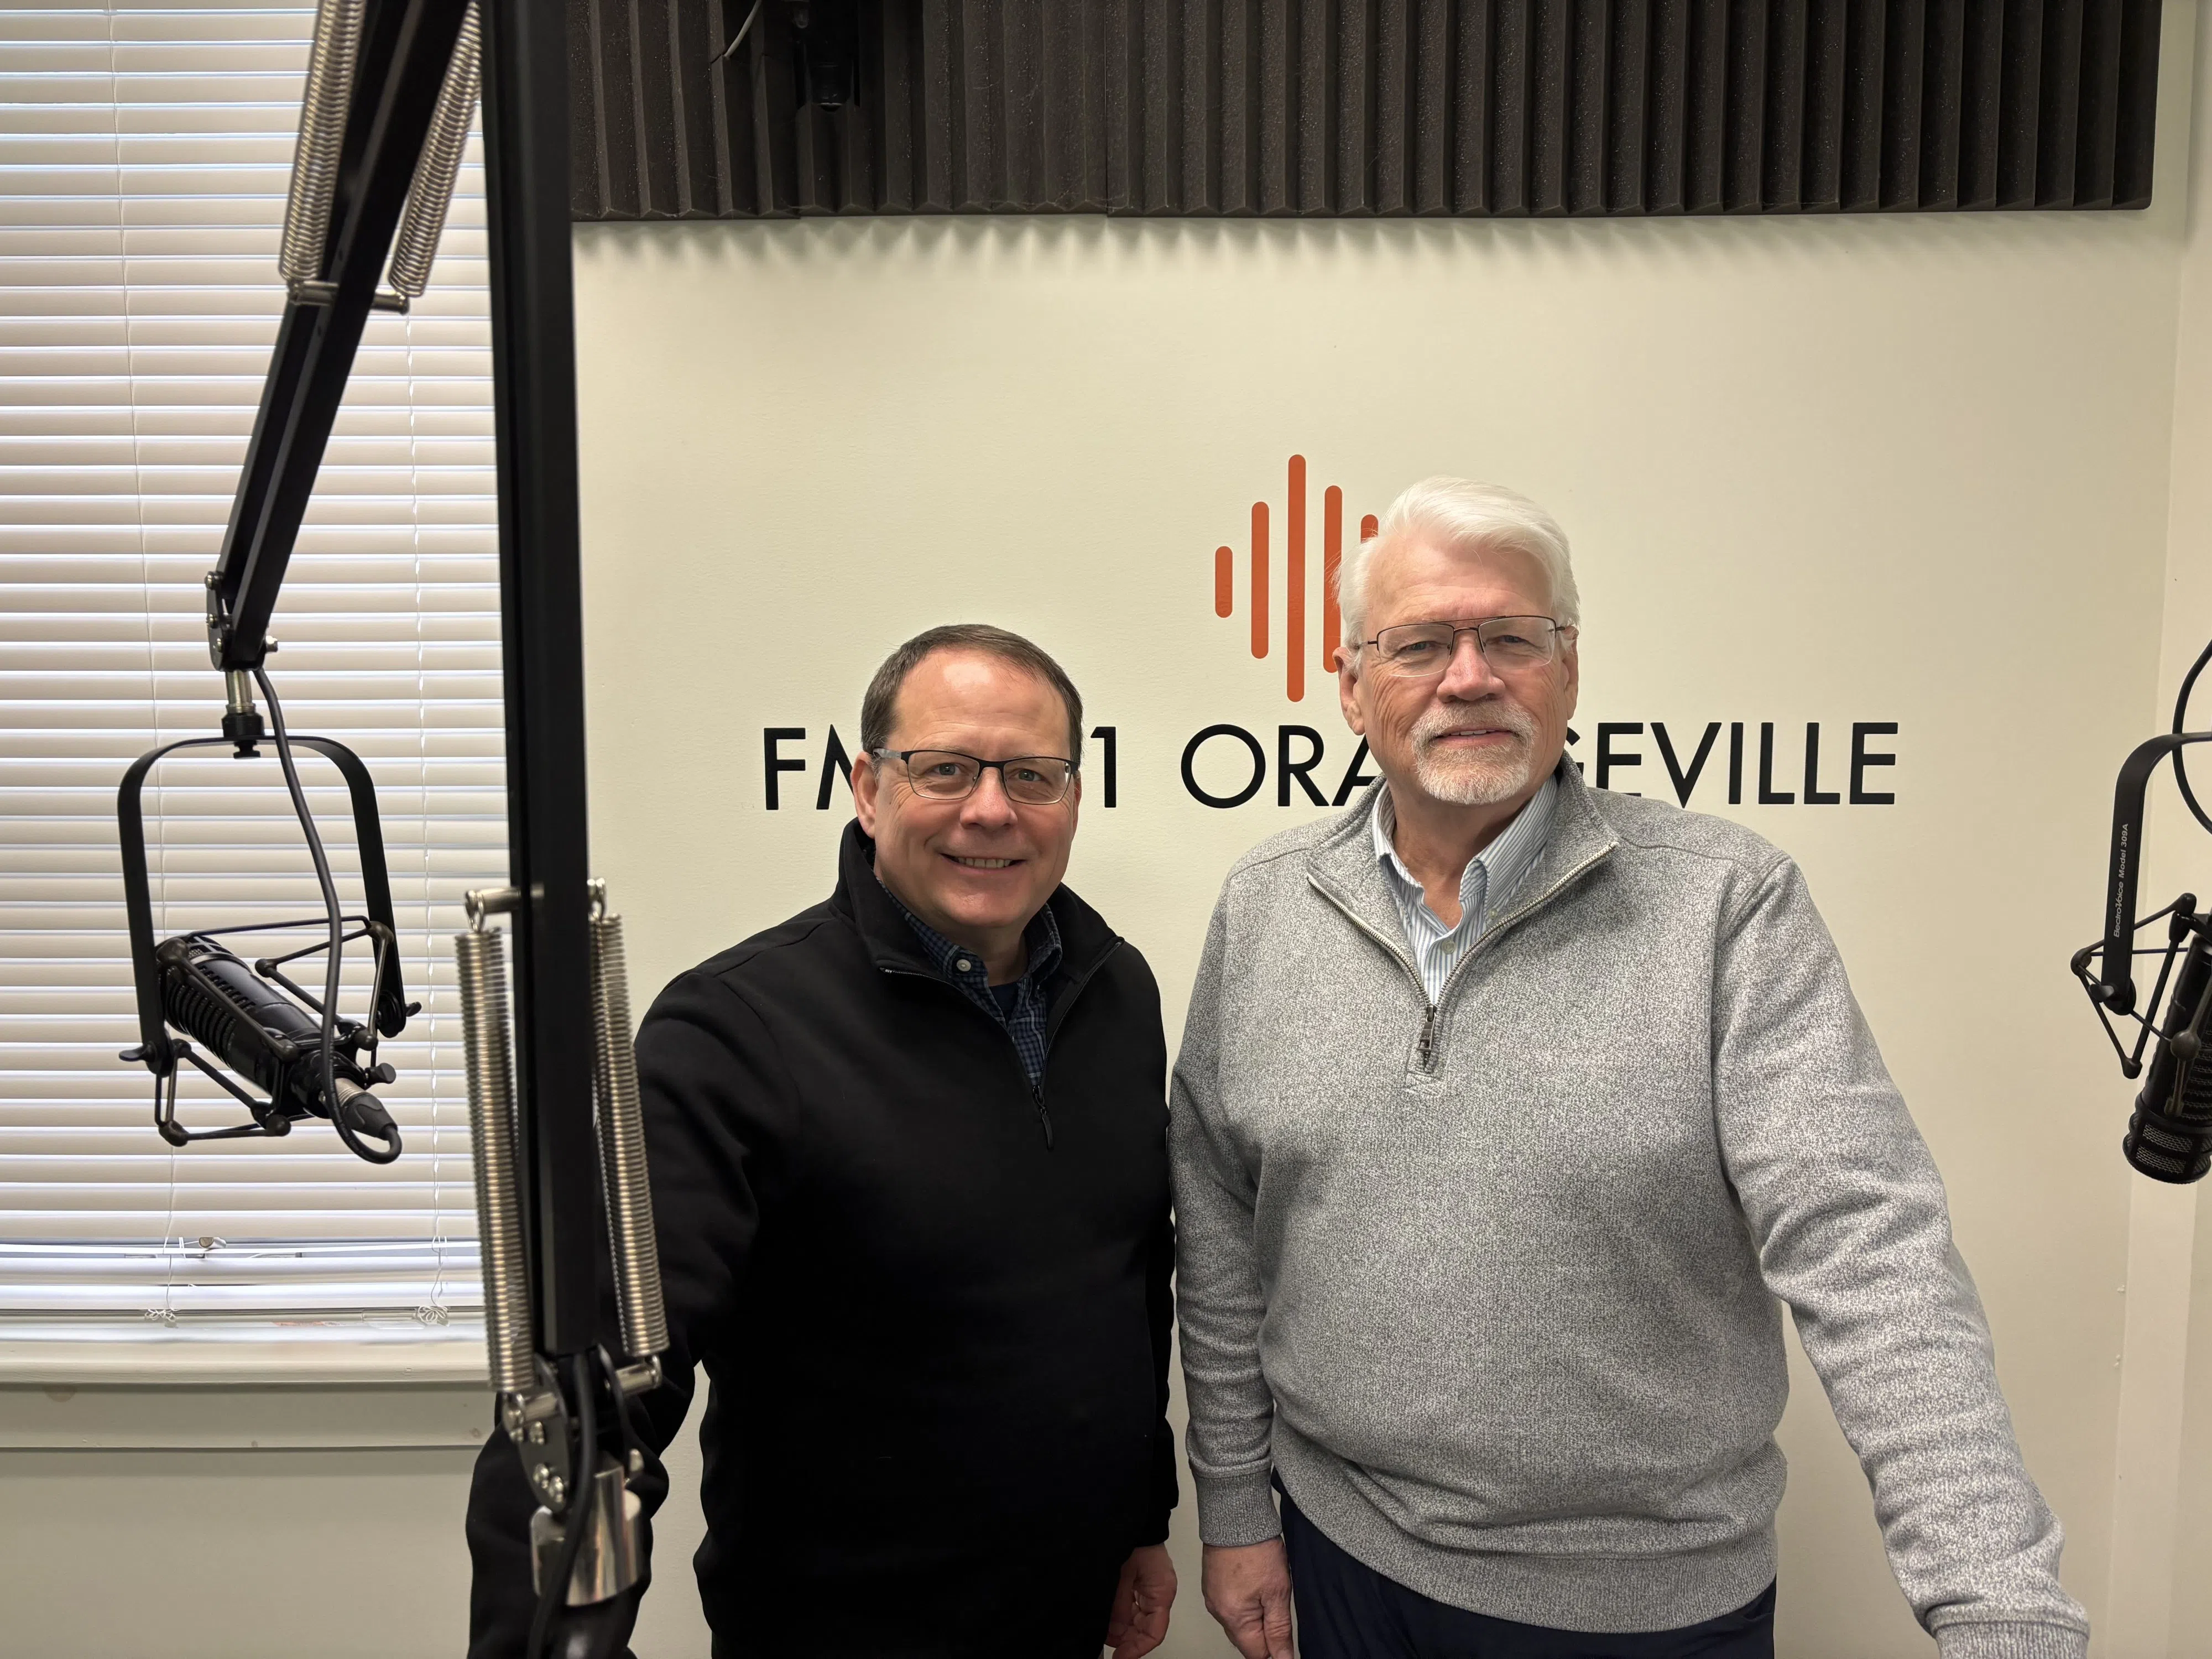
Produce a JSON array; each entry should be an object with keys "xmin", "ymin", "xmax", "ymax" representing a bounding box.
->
[
  {"xmin": 384, "ymin": 1, "xmax": 482, "ymax": 301},
  {"xmin": 277, "ymin": 0, "xmax": 364, "ymax": 291},
  {"xmin": 276, "ymin": 0, "xmax": 478, "ymax": 310},
  {"xmin": 589, "ymin": 884, "xmax": 669, "ymax": 1366},
  {"xmin": 456, "ymin": 912, "xmax": 533, "ymax": 1398}
]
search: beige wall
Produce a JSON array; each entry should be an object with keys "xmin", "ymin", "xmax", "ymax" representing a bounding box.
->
[
  {"xmin": 10, "ymin": 7, "xmax": 2211, "ymax": 1656},
  {"xmin": 0, "ymin": 1383, "xmax": 485, "ymax": 1657}
]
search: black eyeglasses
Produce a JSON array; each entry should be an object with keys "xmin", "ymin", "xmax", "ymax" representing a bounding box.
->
[
  {"xmin": 1359, "ymin": 615, "xmax": 1571, "ymax": 677},
  {"xmin": 871, "ymin": 749, "xmax": 1078, "ymax": 805}
]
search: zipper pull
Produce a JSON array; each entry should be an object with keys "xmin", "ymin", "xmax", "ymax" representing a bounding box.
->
[
  {"xmin": 1416, "ymin": 1003, "xmax": 1437, "ymax": 1069},
  {"xmin": 1032, "ymin": 1086, "xmax": 1055, "ymax": 1150}
]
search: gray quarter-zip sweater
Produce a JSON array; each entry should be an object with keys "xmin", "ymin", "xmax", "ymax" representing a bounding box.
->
[{"xmin": 1170, "ymin": 764, "xmax": 2086, "ymax": 1658}]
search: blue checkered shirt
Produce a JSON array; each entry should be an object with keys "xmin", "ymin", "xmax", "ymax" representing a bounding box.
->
[
  {"xmin": 1372, "ymin": 774, "xmax": 1557, "ymax": 1007},
  {"xmin": 881, "ymin": 885, "xmax": 1063, "ymax": 1090}
]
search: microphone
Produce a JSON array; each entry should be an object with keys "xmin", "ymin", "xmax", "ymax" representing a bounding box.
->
[
  {"xmin": 2119, "ymin": 916, "xmax": 2212, "ymax": 1183},
  {"xmin": 155, "ymin": 933, "xmax": 400, "ymax": 1151}
]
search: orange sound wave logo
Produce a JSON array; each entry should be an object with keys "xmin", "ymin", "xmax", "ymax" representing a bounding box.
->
[{"xmin": 1213, "ymin": 455, "xmax": 1378, "ymax": 702}]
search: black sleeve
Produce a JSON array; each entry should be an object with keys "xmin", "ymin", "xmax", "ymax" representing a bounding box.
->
[
  {"xmin": 1140, "ymin": 1201, "xmax": 1179, "ymax": 1546},
  {"xmin": 1129, "ymin": 946, "xmax": 1179, "ymax": 1549},
  {"xmin": 465, "ymin": 967, "xmax": 795, "ymax": 1658}
]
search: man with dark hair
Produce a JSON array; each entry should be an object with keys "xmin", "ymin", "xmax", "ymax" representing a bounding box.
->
[{"xmin": 466, "ymin": 624, "xmax": 1180, "ymax": 1658}]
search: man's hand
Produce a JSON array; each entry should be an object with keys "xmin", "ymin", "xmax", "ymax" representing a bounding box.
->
[
  {"xmin": 1201, "ymin": 1538, "xmax": 1295, "ymax": 1659},
  {"xmin": 1104, "ymin": 1543, "xmax": 1177, "ymax": 1658}
]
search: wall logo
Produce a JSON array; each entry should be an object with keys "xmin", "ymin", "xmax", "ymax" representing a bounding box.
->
[
  {"xmin": 759, "ymin": 451, "xmax": 1899, "ymax": 813},
  {"xmin": 1212, "ymin": 453, "xmax": 1376, "ymax": 703}
]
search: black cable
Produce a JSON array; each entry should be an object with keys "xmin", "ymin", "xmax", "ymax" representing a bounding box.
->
[
  {"xmin": 529, "ymin": 1353, "xmax": 601, "ymax": 1659},
  {"xmin": 2175, "ymin": 634, "xmax": 2212, "ymax": 837},
  {"xmin": 595, "ymin": 1344, "xmax": 646, "ymax": 1470},
  {"xmin": 251, "ymin": 666, "xmax": 401, "ymax": 1165}
]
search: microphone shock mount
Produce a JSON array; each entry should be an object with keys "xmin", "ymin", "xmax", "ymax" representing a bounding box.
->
[
  {"xmin": 2073, "ymin": 635, "xmax": 2212, "ymax": 1183},
  {"xmin": 118, "ymin": 666, "xmax": 418, "ymax": 1165}
]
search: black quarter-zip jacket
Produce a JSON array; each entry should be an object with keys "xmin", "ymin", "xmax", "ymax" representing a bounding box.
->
[{"xmin": 466, "ymin": 822, "xmax": 1176, "ymax": 1657}]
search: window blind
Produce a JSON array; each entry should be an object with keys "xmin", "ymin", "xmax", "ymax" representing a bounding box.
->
[{"xmin": 0, "ymin": 2, "xmax": 499, "ymax": 1348}]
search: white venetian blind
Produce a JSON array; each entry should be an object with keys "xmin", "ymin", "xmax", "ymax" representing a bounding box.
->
[{"xmin": 0, "ymin": 1, "xmax": 499, "ymax": 1341}]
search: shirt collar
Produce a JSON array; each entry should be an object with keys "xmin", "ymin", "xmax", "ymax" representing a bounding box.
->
[
  {"xmin": 1371, "ymin": 770, "xmax": 1559, "ymax": 926},
  {"xmin": 877, "ymin": 878, "xmax": 1064, "ymax": 990}
]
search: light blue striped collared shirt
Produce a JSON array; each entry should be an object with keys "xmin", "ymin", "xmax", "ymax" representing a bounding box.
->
[{"xmin": 1370, "ymin": 773, "xmax": 1559, "ymax": 1006}]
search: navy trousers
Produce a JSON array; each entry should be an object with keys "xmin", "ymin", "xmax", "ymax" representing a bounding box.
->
[{"xmin": 1280, "ymin": 1490, "xmax": 1776, "ymax": 1659}]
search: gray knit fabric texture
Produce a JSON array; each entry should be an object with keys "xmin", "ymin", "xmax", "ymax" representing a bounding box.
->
[{"xmin": 1169, "ymin": 766, "xmax": 2087, "ymax": 1652}]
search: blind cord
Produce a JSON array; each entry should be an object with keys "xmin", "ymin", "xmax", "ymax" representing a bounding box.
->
[{"xmin": 103, "ymin": 0, "xmax": 183, "ymax": 1328}]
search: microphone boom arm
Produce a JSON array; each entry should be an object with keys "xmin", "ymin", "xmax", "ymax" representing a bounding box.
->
[
  {"xmin": 126, "ymin": 2, "xmax": 662, "ymax": 1652},
  {"xmin": 211, "ymin": 0, "xmax": 476, "ymax": 674}
]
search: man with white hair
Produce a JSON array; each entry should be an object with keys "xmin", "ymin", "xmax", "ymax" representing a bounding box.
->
[{"xmin": 1171, "ymin": 478, "xmax": 2087, "ymax": 1659}]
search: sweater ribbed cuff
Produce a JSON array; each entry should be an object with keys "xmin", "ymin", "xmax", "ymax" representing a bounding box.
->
[
  {"xmin": 1933, "ymin": 1621, "xmax": 2089, "ymax": 1659},
  {"xmin": 1192, "ymin": 1467, "xmax": 1282, "ymax": 1547}
]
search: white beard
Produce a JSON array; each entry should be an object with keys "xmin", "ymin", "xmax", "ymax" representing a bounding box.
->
[{"xmin": 1408, "ymin": 701, "xmax": 1538, "ymax": 806}]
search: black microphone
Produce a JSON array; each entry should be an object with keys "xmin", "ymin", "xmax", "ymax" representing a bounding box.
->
[
  {"xmin": 155, "ymin": 933, "xmax": 399, "ymax": 1149},
  {"xmin": 2121, "ymin": 919, "xmax": 2212, "ymax": 1183}
]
